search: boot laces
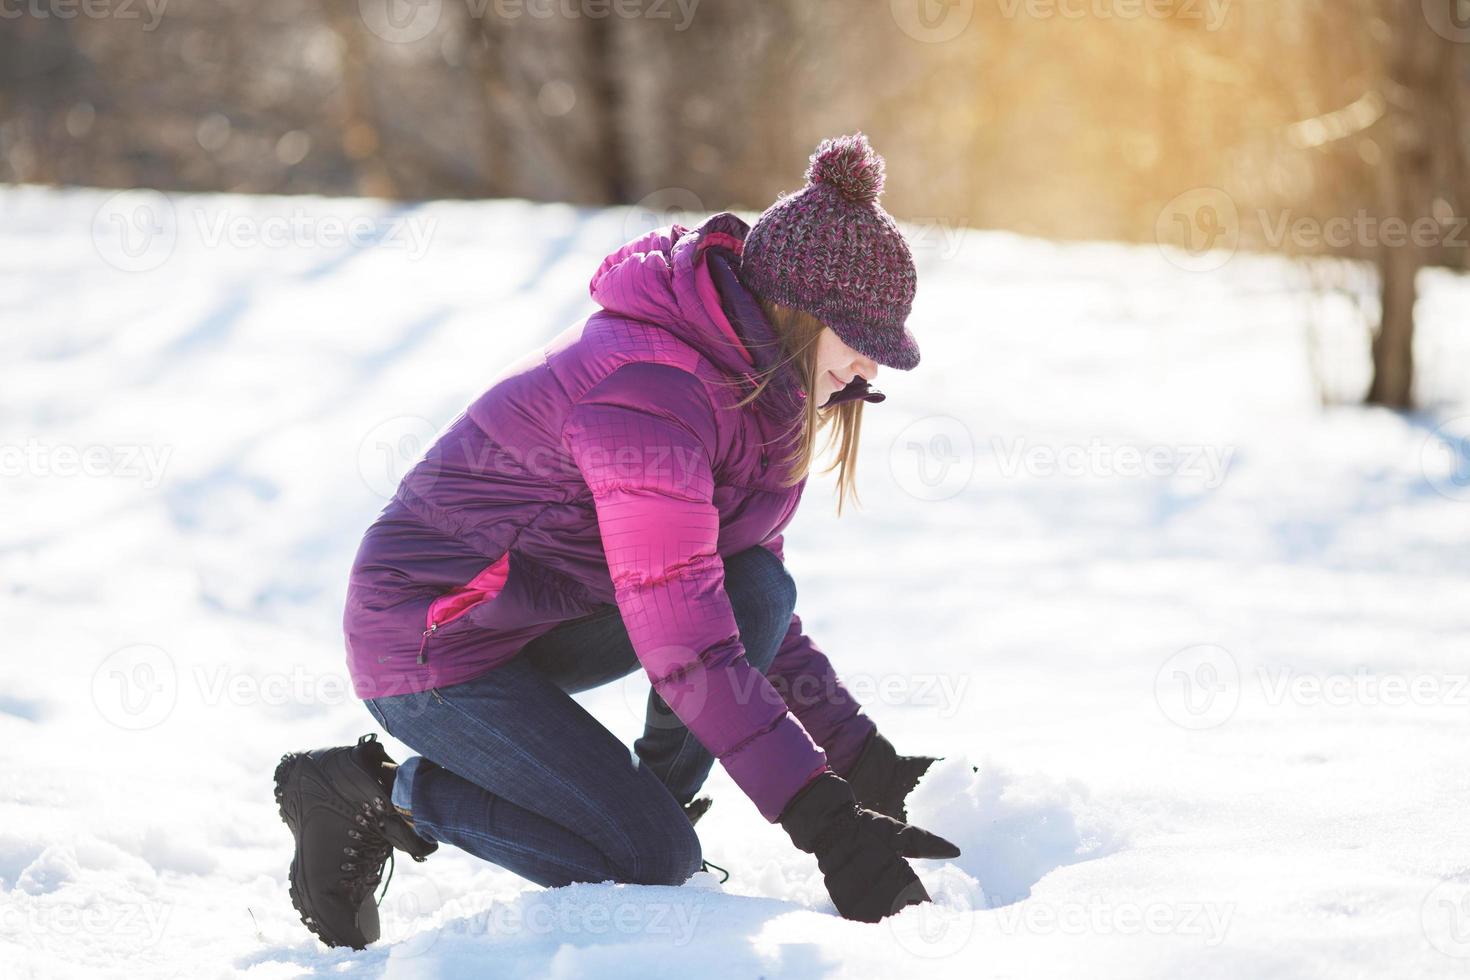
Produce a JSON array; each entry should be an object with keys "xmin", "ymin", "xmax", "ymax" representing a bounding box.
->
[{"xmin": 342, "ymin": 802, "xmax": 396, "ymax": 907}]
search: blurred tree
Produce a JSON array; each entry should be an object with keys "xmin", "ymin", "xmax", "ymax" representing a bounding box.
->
[
  {"xmin": 1365, "ymin": 0, "xmax": 1467, "ymax": 407},
  {"xmin": 1, "ymin": 0, "xmax": 1466, "ymax": 406}
]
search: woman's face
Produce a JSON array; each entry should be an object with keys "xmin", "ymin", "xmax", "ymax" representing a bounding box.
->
[{"xmin": 814, "ymin": 327, "xmax": 880, "ymax": 407}]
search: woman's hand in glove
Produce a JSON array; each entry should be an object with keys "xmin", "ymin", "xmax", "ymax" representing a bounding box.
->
[
  {"xmin": 778, "ymin": 771, "xmax": 961, "ymax": 923},
  {"xmin": 843, "ymin": 731, "xmax": 942, "ymax": 823}
]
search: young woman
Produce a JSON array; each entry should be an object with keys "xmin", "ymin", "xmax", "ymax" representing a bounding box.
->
[{"xmin": 274, "ymin": 132, "xmax": 960, "ymax": 950}]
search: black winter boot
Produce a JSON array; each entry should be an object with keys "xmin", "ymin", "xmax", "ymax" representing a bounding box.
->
[{"xmin": 273, "ymin": 733, "xmax": 437, "ymax": 949}]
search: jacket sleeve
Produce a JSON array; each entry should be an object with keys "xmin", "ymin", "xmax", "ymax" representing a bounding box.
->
[
  {"xmin": 759, "ymin": 533, "xmax": 878, "ymax": 777},
  {"xmin": 561, "ymin": 362, "xmax": 830, "ymax": 822}
]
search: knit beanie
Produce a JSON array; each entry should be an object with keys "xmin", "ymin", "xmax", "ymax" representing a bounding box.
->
[{"xmin": 741, "ymin": 132, "xmax": 920, "ymax": 371}]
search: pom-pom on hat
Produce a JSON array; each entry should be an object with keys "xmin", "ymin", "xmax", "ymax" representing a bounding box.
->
[{"xmin": 741, "ymin": 132, "xmax": 920, "ymax": 371}]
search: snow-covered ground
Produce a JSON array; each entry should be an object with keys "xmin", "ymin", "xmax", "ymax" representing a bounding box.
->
[{"xmin": 3, "ymin": 183, "xmax": 1469, "ymax": 978}]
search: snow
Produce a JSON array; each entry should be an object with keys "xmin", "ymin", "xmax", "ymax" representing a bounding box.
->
[{"xmin": 3, "ymin": 182, "xmax": 1470, "ymax": 978}]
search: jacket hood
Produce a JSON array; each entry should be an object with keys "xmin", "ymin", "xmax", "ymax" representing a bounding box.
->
[
  {"xmin": 589, "ymin": 212, "xmax": 763, "ymax": 380},
  {"xmin": 589, "ymin": 212, "xmax": 885, "ymax": 422}
]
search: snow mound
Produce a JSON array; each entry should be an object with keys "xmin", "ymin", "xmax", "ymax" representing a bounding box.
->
[{"xmin": 910, "ymin": 757, "xmax": 1121, "ymax": 907}]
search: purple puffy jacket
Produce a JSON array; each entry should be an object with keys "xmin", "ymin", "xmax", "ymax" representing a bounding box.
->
[{"xmin": 343, "ymin": 211, "xmax": 877, "ymax": 822}]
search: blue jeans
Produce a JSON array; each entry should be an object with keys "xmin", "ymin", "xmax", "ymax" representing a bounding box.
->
[{"xmin": 363, "ymin": 545, "xmax": 798, "ymax": 888}]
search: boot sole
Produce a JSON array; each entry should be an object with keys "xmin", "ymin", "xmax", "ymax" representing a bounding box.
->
[{"xmin": 274, "ymin": 752, "xmax": 374, "ymax": 950}]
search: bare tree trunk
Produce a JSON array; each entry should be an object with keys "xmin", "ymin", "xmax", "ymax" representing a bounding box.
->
[
  {"xmin": 1367, "ymin": 0, "xmax": 1460, "ymax": 408},
  {"xmin": 324, "ymin": 5, "xmax": 397, "ymax": 199},
  {"xmin": 584, "ymin": 20, "xmax": 629, "ymax": 203},
  {"xmin": 1370, "ymin": 240, "xmax": 1422, "ymax": 407}
]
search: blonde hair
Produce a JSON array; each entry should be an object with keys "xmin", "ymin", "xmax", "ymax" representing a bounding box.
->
[{"xmin": 721, "ymin": 296, "xmax": 866, "ymax": 517}]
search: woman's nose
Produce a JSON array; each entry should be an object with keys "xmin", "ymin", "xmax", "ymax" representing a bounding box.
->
[{"xmin": 853, "ymin": 357, "xmax": 878, "ymax": 382}]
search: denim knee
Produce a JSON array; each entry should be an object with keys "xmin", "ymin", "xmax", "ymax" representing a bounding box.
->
[{"xmin": 623, "ymin": 808, "xmax": 703, "ymax": 886}]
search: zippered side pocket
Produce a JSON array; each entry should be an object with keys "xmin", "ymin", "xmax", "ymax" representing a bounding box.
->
[{"xmin": 416, "ymin": 553, "xmax": 512, "ymax": 667}]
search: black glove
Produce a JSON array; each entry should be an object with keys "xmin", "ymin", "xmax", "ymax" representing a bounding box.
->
[
  {"xmin": 778, "ymin": 771, "xmax": 960, "ymax": 923},
  {"xmin": 843, "ymin": 731, "xmax": 941, "ymax": 823}
]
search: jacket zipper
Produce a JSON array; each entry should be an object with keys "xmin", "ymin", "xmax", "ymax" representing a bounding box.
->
[{"xmin": 416, "ymin": 622, "xmax": 438, "ymax": 665}]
